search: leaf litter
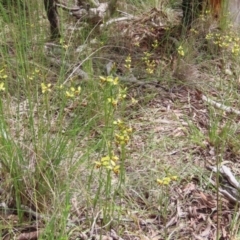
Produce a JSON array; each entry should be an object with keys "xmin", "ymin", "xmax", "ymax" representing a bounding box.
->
[{"xmin": 1, "ymin": 1, "xmax": 240, "ymax": 239}]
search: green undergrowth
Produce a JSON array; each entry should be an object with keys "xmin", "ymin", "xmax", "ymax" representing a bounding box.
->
[
  {"xmin": 0, "ymin": 1, "xmax": 137, "ymax": 239},
  {"xmin": 1, "ymin": 0, "xmax": 240, "ymax": 239}
]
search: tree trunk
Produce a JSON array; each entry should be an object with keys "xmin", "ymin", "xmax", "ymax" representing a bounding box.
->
[{"xmin": 44, "ymin": 0, "xmax": 60, "ymax": 39}]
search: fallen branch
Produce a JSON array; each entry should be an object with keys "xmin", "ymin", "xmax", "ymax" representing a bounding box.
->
[
  {"xmin": 56, "ymin": 3, "xmax": 79, "ymax": 11},
  {"xmin": 57, "ymin": 0, "xmax": 119, "ymax": 24},
  {"xmin": 100, "ymin": 16, "xmax": 137, "ymax": 28},
  {"xmin": 202, "ymin": 94, "xmax": 240, "ymax": 115},
  {"xmin": 89, "ymin": 210, "xmax": 101, "ymax": 239},
  {"xmin": 70, "ymin": 2, "xmax": 108, "ymax": 22},
  {"xmin": 207, "ymin": 165, "xmax": 240, "ymax": 203},
  {"xmin": 208, "ymin": 165, "xmax": 240, "ymax": 189}
]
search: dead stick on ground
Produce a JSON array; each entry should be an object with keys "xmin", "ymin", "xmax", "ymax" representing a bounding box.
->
[
  {"xmin": 89, "ymin": 210, "xmax": 102, "ymax": 239},
  {"xmin": 202, "ymin": 94, "xmax": 240, "ymax": 115},
  {"xmin": 101, "ymin": 16, "xmax": 136, "ymax": 28}
]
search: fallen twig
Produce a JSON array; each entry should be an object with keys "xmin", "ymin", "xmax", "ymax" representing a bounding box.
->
[
  {"xmin": 202, "ymin": 94, "xmax": 240, "ymax": 115},
  {"xmin": 207, "ymin": 165, "xmax": 240, "ymax": 203},
  {"xmin": 100, "ymin": 16, "xmax": 137, "ymax": 28},
  {"xmin": 208, "ymin": 165, "xmax": 240, "ymax": 189},
  {"xmin": 56, "ymin": 3, "xmax": 79, "ymax": 11},
  {"xmin": 89, "ymin": 210, "xmax": 101, "ymax": 239}
]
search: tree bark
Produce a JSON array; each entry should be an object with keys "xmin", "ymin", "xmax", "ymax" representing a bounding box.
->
[
  {"xmin": 182, "ymin": 0, "xmax": 204, "ymax": 26},
  {"xmin": 44, "ymin": 0, "xmax": 60, "ymax": 39}
]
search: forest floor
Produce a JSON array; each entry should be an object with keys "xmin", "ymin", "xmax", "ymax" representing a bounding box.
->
[{"xmin": 1, "ymin": 1, "xmax": 240, "ymax": 239}]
